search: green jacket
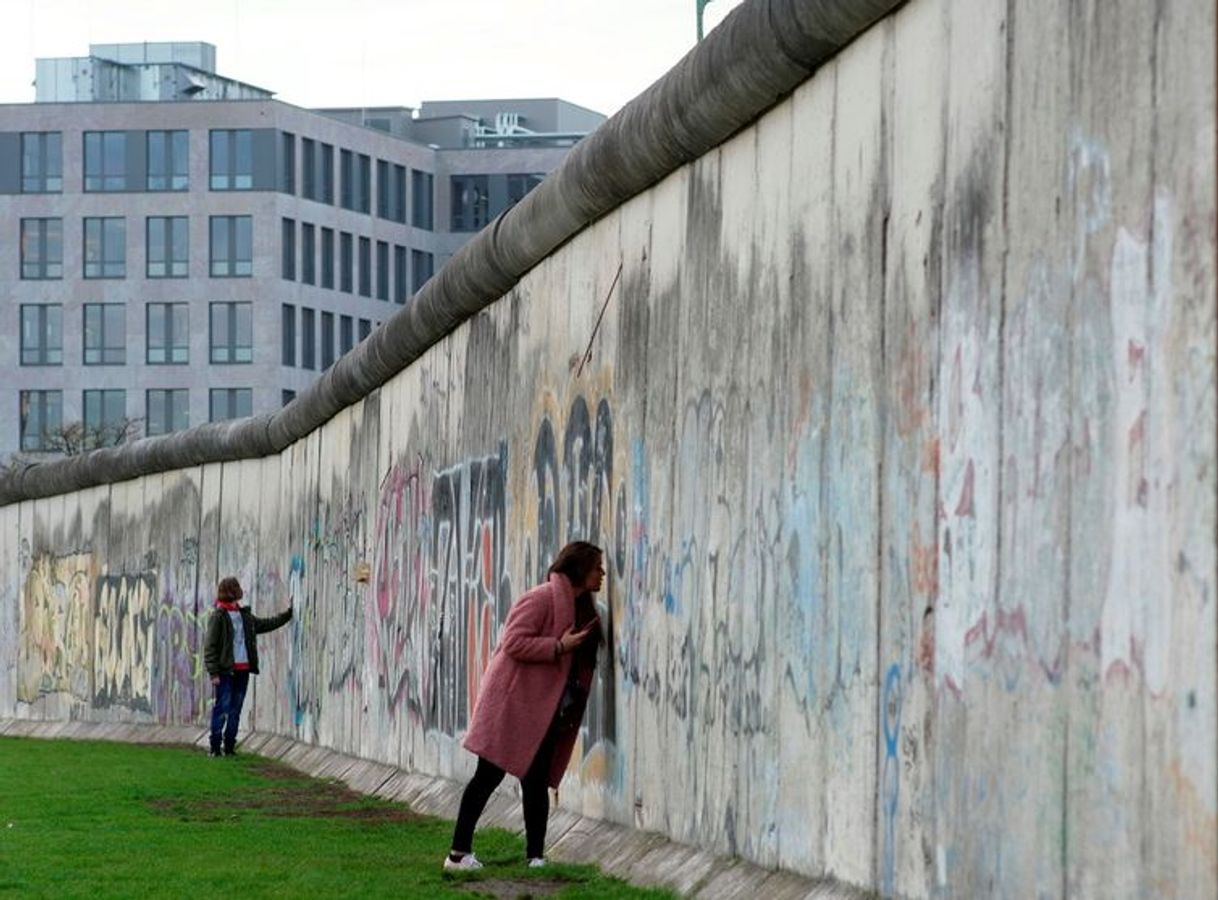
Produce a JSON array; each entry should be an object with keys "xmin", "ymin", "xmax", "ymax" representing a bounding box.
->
[{"xmin": 203, "ymin": 605, "xmax": 292, "ymax": 676}]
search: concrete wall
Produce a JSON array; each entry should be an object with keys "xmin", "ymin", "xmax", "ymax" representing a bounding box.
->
[{"xmin": 0, "ymin": 0, "xmax": 1214, "ymax": 896}]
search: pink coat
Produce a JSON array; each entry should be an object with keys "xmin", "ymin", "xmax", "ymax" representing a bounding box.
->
[{"xmin": 463, "ymin": 572, "xmax": 596, "ymax": 787}]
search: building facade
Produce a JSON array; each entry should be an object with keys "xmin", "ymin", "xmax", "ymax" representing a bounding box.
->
[{"xmin": 0, "ymin": 42, "xmax": 604, "ymax": 459}]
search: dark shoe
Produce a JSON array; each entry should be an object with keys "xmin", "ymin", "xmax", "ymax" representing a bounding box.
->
[
  {"xmin": 208, "ymin": 749, "xmax": 223, "ymax": 758},
  {"xmin": 223, "ymin": 747, "xmax": 237, "ymax": 757}
]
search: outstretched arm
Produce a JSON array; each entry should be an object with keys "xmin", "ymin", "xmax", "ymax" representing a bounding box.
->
[{"xmin": 252, "ymin": 604, "xmax": 293, "ymax": 634}]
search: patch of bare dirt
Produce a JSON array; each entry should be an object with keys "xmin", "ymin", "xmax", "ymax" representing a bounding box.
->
[
  {"xmin": 149, "ymin": 762, "xmax": 419, "ymax": 823},
  {"xmin": 457, "ymin": 878, "xmax": 568, "ymax": 899}
]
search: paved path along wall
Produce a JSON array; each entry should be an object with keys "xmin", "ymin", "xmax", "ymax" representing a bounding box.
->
[{"xmin": 0, "ymin": 1, "xmax": 1214, "ymax": 896}]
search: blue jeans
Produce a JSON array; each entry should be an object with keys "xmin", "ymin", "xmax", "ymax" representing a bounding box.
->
[{"xmin": 210, "ymin": 671, "xmax": 250, "ymax": 754}]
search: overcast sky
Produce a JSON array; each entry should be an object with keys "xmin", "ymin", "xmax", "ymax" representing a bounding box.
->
[{"xmin": 1, "ymin": 0, "xmax": 747, "ymax": 116}]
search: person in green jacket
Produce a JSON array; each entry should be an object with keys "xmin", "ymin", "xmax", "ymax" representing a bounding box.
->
[{"xmin": 203, "ymin": 576, "xmax": 293, "ymax": 757}]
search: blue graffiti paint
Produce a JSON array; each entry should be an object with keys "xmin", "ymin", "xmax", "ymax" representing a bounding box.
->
[
  {"xmin": 288, "ymin": 553, "xmax": 307, "ymax": 727},
  {"xmin": 881, "ymin": 663, "xmax": 903, "ymax": 896}
]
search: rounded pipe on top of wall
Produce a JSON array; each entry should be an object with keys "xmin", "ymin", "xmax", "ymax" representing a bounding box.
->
[{"xmin": 0, "ymin": 0, "xmax": 904, "ymax": 506}]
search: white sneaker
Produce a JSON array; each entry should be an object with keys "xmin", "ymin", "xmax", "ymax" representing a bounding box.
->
[
  {"xmin": 443, "ymin": 853, "xmax": 483, "ymax": 871},
  {"xmin": 527, "ymin": 857, "xmax": 546, "ymax": 868}
]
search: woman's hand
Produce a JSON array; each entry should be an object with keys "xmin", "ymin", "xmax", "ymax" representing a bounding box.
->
[{"xmin": 557, "ymin": 623, "xmax": 596, "ymax": 655}]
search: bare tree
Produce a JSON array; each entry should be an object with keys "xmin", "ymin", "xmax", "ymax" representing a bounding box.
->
[
  {"xmin": 41, "ymin": 417, "xmax": 144, "ymax": 455},
  {"xmin": 2, "ymin": 417, "xmax": 144, "ymax": 474}
]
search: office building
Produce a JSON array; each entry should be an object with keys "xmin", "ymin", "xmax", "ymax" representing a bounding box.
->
[{"xmin": 0, "ymin": 42, "xmax": 604, "ymax": 458}]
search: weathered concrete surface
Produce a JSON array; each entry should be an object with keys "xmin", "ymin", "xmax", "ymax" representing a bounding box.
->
[{"xmin": 0, "ymin": 0, "xmax": 1214, "ymax": 897}]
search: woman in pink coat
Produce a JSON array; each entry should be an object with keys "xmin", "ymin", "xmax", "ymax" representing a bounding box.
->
[{"xmin": 445, "ymin": 541, "xmax": 605, "ymax": 870}]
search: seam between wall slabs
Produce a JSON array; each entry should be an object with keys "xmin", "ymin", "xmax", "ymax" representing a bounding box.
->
[{"xmin": 872, "ymin": 16, "xmax": 895, "ymax": 891}]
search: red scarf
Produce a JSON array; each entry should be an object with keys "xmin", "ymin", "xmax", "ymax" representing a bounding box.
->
[{"xmin": 216, "ymin": 599, "xmax": 241, "ymax": 612}]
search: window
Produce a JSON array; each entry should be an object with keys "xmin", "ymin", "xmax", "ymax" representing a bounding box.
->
[
  {"xmin": 320, "ymin": 227, "xmax": 335, "ymax": 289},
  {"xmin": 282, "ymin": 389, "xmax": 296, "ymax": 407},
  {"xmin": 281, "ymin": 132, "xmax": 295, "ymax": 193},
  {"xmin": 20, "ymin": 218, "xmax": 63, "ymax": 279},
  {"xmin": 340, "ymin": 232, "xmax": 353, "ymax": 293},
  {"xmin": 376, "ymin": 159, "xmax": 389, "ymax": 218},
  {"xmin": 394, "ymin": 245, "xmax": 408, "ymax": 304},
  {"xmin": 210, "ymin": 129, "xmax": 253, "ymax": 190},
  {"xmin": 376, "ymin": 241, "xmax": 389, "ymax": 301},
  {"xmin": 301, "ymin": 138, "xmax": 316, "ymax": 199},
  {"xmin": 339, "ymin": 149, "xmax": 354, "ymax": 210},
  {"xmin": 320, "ymin": 143, "xmax": 334, "ymax": 203},
  {"xmin": 22, "ymin": 132, "xmax": 62, "ymax": 192},
  {"xmin": 83, "ymin": 390, "xmax": 127, "ymax": 448},
  {"xmin": 301, "ymin": 223, "xmax": 316, "ymax": 285},
  {"xmin": 358, "ymin": 237, "xmax": 371, "ymax": 297},
  {"xmin": 358, "ymin": 154, "xmax": 371, "ymax": 214},
  {"xmin": 301, "ymin": 307, "xmax": 316, "ymax": 370},
  {"xmin": 339, "ymin": 315, "xmax": 353, "ymax": 355},
  {"xmin": 507, "ymin": 173, "xmax": 545, "ymax": 206},
  {"xmin": 146, "ymin": 216, "xmax": 188, "ymax": 277},
  {"xmin": 147, "ymin": 303, "xmax": 189, "ymax": 364},
  {"xmin": 411, "ymin": 169, "xmax": 434, "ymax": 229},
  {"xmin": 282, "ymin": 218, "xmax": 296, "ymax": 280},
  {"xmin": 84, "ymin": 217, "xmax": 126, "ymax": 278},
  {"xmin": 20, "ymin": 390, "xmax": 63, "ymax": 451},
  {"xmin": 146, "ymin": 389, "xmax": 189, "ymax": 436},
  {"xmin": 210, "ymin": 215, "xmax": 253, "ymax": 276},
  {"xmin": 83, "ymin": 304, "xmax": 126, "ymax": 365},
  {"xmin": 210, "ymin": 388, "xmax": 252, "ymax": 422},
  {"xmin": 358, "ymin": 318, "xmax": 371, "ymax": 341},
  {"xmin": 321, "ymin": 312, "xmax": 335, "ymax": 370},
  {"xmin": 20, "ymin": 305, "xmax": 62, "ymax": 365},
  {"xmin": 392, "ymin": 164, "xmax": 407, "ymax": 224},
  {"xmin": 210, "ymin": 302, "xmax": 253, "ymax": 363},
  {"xmin": 147, "ymin": 130, "xmax": 188, "ymax": 190},
  {"xmin": 412, "ymin": 250, "xmax": 434, "ymax": 293},
  {"xmin": 282, "ymin": 304, "xmax": 296, "ymax": 366},
  {"xmin": 451, "ymin": 174, "xmax": 489, "ymax": 231},
  {"xmin": 84, "ymin": 131, "xmax": 128, "ymax": 191}
]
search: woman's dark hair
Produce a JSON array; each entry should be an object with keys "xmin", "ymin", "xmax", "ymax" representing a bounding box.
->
[
  {"xmin": 217, "ymin": 576, "xmax": 243, "ymax": 602},
  {"xmin": 548, "ymin": 541, "xmax": 603, "ymax": 587}
]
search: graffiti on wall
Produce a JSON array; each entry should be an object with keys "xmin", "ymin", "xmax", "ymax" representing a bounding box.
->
[
  {"xmin": 372, "ymin": 457, "xmax": 432, "ymax": 721},
  {"xmin": 531, "ymin": 396, "xmax": 620, "ymax": 766},
  {"xmin": 18, "ymin": 553, "xmax": 96, "ymax": 702},
  {"xmin": 431, "ymin": 446, "xmax": 511, "ymax": 734},
  {"xmin": 151, "ymin": 537, "xmax": 202, "ymax": 724},
  {"xmin": 94, "ymin": 573, "xmax": 157, "ymax": 712},
  {"xmin": 292, "ymin": 494, "xmax": 368, "ymax": 731},
  {"xmin": 371, "ymin": 446, "xmax": 510, "ymax": 733}
]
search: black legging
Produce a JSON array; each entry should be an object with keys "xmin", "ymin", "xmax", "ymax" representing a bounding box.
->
[{"xmin": 452, "ymin": 721, "xmax": 562, "ymax": 859}]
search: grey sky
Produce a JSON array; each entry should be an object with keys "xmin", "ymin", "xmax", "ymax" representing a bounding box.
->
[{"xmin": 2, "ymin": 0, "xmax": 747, "ymax": 117}]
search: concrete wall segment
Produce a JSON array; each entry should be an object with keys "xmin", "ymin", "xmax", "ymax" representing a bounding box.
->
[{"xmin": 0, "ymin": 0, "xmax": 1214, "ymax": 896}]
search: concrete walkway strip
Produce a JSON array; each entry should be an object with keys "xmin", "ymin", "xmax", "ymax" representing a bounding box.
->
[{"xmin": 0, "ymin": 719, "xmax": 869, "ymax": 899}]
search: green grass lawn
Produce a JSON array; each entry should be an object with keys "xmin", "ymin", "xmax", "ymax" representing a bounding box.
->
[{"xmin": 0, "ymin": 737, "xmax": 675, "ymax": 900}]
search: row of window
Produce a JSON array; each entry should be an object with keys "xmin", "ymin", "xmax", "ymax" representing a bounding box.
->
[
  {"xmin": 280, "ymin": 304, "xmax": 376, "ymax": 371},
  {"xmin": 18, "ymin": 129, "xmax": 437, "ymax": 229},
  {"xmin": 20, "ymin": 215, "xmax": 251, "ymax": 279},
  {"xmin": 18, "ymin": 302, "xmax": 253, "ymax": 367},
  {"xmin": 280, "ymin": 218, "xmax": 434, "ymax": 301},
  {"xmin": 19, "ymin": 387, "xmax": 254, "ymax": 451},
  {"xmin": 21, "ymin": 129, "xmax": 238, "ymax": 194}
]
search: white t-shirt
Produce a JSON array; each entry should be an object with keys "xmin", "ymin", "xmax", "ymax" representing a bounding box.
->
[{"xmin": 228, "ymin": 610, "xmax": 249, "ymax": 666}]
